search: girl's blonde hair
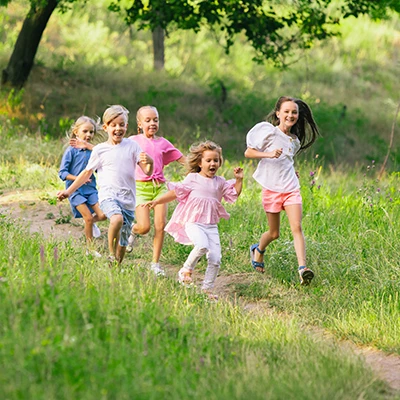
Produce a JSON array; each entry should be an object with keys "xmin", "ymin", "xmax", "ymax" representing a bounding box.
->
[
  {"xmin": 68, "ymin": 116, "xmax": 98, "ymax": 139},
  {"xmin": 187, "ymin": 140, "xmax": 223, "ymax": 173},
  {"xmin": 136, "ymin": 105, "xmax": 158, "ymax": 134},
  {"xmin": 102, "ymin": 105, "xmax": 129, "ymax": 125}
]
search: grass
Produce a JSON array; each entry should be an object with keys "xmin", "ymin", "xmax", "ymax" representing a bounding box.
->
[
  {"xmin": 0, "ymin": 219, "xmax": 392, "ymax": 399},
  {"xmin": 0, "ymin": 109, "xmax": 399, "ymax": 400}
]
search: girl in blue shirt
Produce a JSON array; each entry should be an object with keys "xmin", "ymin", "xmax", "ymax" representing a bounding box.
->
[{"xmin": 59, "ymin": 116, "xmax": 106, "ymax": 256}]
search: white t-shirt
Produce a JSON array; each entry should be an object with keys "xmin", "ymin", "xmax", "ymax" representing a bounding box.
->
[
  {"xmin": 86, "ymin": 138, "xmax": 142, "ymax": 210},
  {"xmin": 246, "ymin": 122, "xmax": 301, "ymax": 193}
]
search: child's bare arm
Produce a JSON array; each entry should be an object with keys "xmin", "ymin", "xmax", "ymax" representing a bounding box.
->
[
  {"xmin": 233, "ymin": 167, "xmax": 244, "ymax": 196},
  {"xmin": 65, "ymin": 173, "xmax": 92, "ymax": 183},
  {"xmin": 177, "ymin": 155, "xmax": 187, "ymax": 166},
  {"xmin": 244, "ymin": 147, "xmax": 282, "ymax": 159},
  {"xmin": 142, "ymin": 190, "xmax": 177, "ymax": 209},
  {"xmin": 57, "ymin": 169, "xmax": 93, "ymax": 201},
  {"xmin": 138, "ymin": 152, "xmax": 154, "ymax": 176}
]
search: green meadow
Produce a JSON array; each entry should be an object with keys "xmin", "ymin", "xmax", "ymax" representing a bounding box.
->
[{"xmin": 0, "ymin": 1, "xmax": 399, "ymax": 399}]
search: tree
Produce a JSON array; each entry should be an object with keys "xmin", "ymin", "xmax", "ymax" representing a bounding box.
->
[
  {"xmin": 1, "ymin": 0, "xmax": 81, "ymax": 89},
  {"xmin": 109, "ymin": 0, "xmax": 400, "ymax": 67},
  {"xmin": 2, "ymin": 0, "xmax": 400, "ymax": 88},
  {"xmin": 152, "ymin": 25, "xmax": 165, "ymax": 70}
]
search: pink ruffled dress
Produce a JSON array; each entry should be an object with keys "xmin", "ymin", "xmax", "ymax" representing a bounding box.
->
[{"xmin": 165, "ymin": 173, "xmax": 238, "ymax": 245}]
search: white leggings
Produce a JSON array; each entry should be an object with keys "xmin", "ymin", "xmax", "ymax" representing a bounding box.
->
[{"xmin": 183, "ymin": 222, "xmax": 221, "ymax": 290}]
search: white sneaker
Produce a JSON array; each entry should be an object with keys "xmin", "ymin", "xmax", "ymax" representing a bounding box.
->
[
  {"xmin": 86, "ymin": 249, "xmax": 102, "ymax": 258},
  {"xmin": 92, "ymin": 223, "xmax": 101, "ymax": 238},
  {"xmin": 151, "ymin": 262, "xmax": 165, "ymax": 276},
  {"xmin": 126, "ymin": 234, "xmax": 137, "ymax": 253}
]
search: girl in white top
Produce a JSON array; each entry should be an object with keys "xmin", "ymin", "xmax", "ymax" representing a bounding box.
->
[{"xmin": 245, "ymin": 96, "xmax": 319, "ymax": 285}]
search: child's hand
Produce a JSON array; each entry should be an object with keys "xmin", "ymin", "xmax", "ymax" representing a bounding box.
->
[
  {"xmin": 142, "ymin": 200, "xmax": 158, "ymax": 209},
  {"xmin": 233, "ymin": 167, "xmax": 244, "ymax": 179},
  {"xmin": 70, "ymin": 138, "xmax": 87, "ymax": 149},
  {"xmin": 57, "ymin": 190, "xmax": 70, "ymax": 201},
  {"xmin": 267, "ymin": 148, "xmax": 283, "ymax": 158},
  {"xmin": 139, "ymin": 152, "xmax": 152, "ymax": 164}
]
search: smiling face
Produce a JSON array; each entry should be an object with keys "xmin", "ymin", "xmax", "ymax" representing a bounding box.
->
[
  {"xmin": 138, "ymin": 107, "xmax": 159, "ymax": 138},
  {"xmin": 276, "ymin": 100, "xmax": 299, "ymax": 133},
  {"xmin": 104, "ymin": 114, "xmax": 128, "ymax": 145},
  {"xmin": 75, "ymin": 122, "xmax": 95, "ymax": 142},
  {"xmin": 198, "ymin": 150, "xmax": 221, "ymax": 178}
]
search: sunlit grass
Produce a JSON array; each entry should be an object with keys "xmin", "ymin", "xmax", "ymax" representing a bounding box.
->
[{"xmin": 0, "ymin": 219, "xmax": 390, "ymax": 399}]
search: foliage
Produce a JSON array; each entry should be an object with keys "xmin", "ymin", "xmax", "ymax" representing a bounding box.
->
[
  {"xmin": 109, "ymin": 0, "xmax": 400, "ymax": 66},
  {"xmin": 0, "ymin": 2, "xmax": 399, "ymax": 167}
]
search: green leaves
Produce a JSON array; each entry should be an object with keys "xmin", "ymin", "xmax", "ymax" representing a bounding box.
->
[{"xmin": 108, "ymin": 0, "xmax": 399, "ymax": 67}]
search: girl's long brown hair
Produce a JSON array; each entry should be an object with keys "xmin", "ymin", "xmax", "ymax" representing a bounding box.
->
[{"xmin": 267, "ymin": 96, "xmax": 320, "ymax": 151}]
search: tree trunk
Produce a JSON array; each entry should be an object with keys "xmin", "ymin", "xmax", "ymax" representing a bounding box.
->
[
  {"xmin": 152, "ymin": 26, "xmax": 165, "ymax": 71},
  {"xmin": 2, "ymin": 0, "xmax": 59, "ymax": 88}
]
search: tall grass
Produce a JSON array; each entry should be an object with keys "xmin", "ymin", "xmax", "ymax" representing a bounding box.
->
[
  {"xmin": 0, "ymin": 220, "xmax": 391, "ymax": 399},
  {"xmin": 202, "ymin": 160, "xmax": 399, "ymax": 354},
  {"xmin": 0, "ymin": 122, "xmax": 399, "ymax": 397}
]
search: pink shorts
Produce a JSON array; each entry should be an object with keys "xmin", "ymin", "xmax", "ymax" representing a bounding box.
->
[{"xmin": 262, "ymin": 189, "xmax": 302, "ymax": 213}]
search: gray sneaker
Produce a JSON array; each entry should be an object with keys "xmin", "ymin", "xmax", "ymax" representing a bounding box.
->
[
  {"xmin": 92, "ymin": 223, "xmax": 101, "ymax": 238},
  {"xmin": 126, "ymin": 234, "xmax": 137, "ymax": 253}
]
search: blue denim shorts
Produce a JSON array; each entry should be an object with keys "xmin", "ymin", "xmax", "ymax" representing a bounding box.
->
[{"xmin": 100, "ymin": 199, "xmax": 134, "ymax": 247}]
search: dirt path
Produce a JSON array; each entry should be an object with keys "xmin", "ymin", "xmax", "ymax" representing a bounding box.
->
[{"xmin": 1, "ymin": 189, "xmax": 400, "ymax": 393}]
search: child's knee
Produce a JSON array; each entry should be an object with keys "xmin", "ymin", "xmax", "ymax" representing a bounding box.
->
[
  {"xmin": 207, "ymin": 252, "xmax": 221, "ymax": 266},
  {"xmin": 98, "ymin": 212, "xmax": 107, "ymax": 221},
  {"xmin": 154, "ymin": 220, "xmax": 166, "ymax": 233},
  {"xmin": 83, "ymin": 214, "xmax": 94, "ymax": 224},
  {"xmin": 192, "ymin": 246, "xmax": 208, "ymax": 259},
  {"xmin": 196, "ymin": 247, "xmax": 208, "ymax": 256},
  {"xmin": 110, "ymin": 214, "xmax": 123, "ymax": 226},
  {"xmin": 135, "ymin": 223, "xmax": 151, "ymax": 235},
  {"xmin": 270, "ymin": 231, "xmax": 280, "ymax": 241}
]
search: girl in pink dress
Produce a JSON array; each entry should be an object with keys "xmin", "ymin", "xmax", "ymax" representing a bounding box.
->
[
  {"xmin": 127, "ymin": 106, "xmax": 186, "ymax": 276},
  {"xmin": 143, "ymin": 140, "xmax": 243, "ymax": 298}
]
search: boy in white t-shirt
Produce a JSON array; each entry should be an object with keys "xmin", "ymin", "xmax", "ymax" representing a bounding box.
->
[{"xmin": 57, "ymin": 105, "xmax": 153, "ymax": 264}]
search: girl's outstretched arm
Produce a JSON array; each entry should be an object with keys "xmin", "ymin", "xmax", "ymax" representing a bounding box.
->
[
  {"xmin": 244, "ymin": 147, "xmax": 282, "ymax": 159},
  {"xmin": 233, "ymin": 167, "xmax": 244, "ymax": 196},
  {"xmin": 177, "ymin": 155, "xmax": 187, "ymax": 165},
  {"xmin": 57, "ymin": 169, "xmax": 93, "ymax": 201},
  {"xmin": 142, "ymin": 190, "xmax": 177, "ymax": 209}
]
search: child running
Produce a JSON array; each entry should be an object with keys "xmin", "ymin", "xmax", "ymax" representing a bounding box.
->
[
  {"xmin": 126, "ymin": 105, "xmax": 186, "ymax": 276},
  {"xmin": 58, "ymin": 116, "xmax": 106, "ymax": 257},
  {"xmin": 144, "ymin": 140, "xmax": 243, "ymax": 298},
  {"xmin": 245, "ymin": 96, "xmax": 319, "ymax": 285},
  {"xmin": 57, "ymin": 105, "xmax": 154, "ymax": 265}
]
